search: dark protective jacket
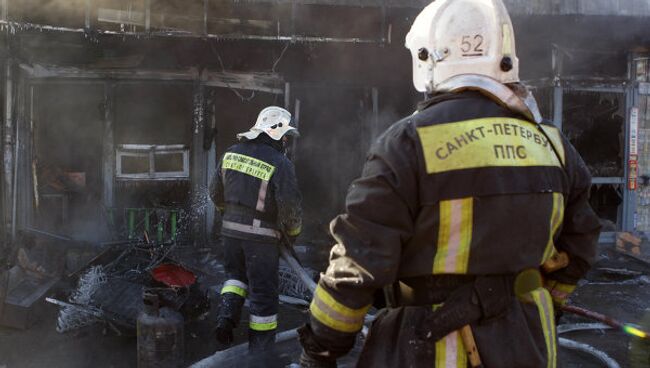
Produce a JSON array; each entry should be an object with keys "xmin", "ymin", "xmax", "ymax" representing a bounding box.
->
[
  {"xmin": 210, "ymin": 136, "xmax": 302, "ymax": 242},
  {"xmin": 307, "ymin": 91, "xmax": 601, "ymax": 367}
]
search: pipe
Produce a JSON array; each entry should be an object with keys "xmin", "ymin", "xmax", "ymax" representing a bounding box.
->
[
  {"xmin": 279, "ymin": 242, "xmax": 317, "ymax": 294},
  {"xmin": 22, "ymin": 226, "xmax": 73, "ymax": 242},
  {"xmin": 10, "ymin": 81, "xmax": 19, "ymax": 240},
  {"xmin": 190, "ymin": 328, "xmax": 299, "ymax": 368},
  {"xmin": 3, "ymin": 61, "xmax": 12, "ymax": 241},
  {"xmin": 558, "ymin": 338, "xmax": 620, "ymax": 368},
  {"xmin": 561, "ymin": 305, "xmax": 650, "ymax": 339},
  {"xmin": 557, "ymin": 323, "xmax": 611, "ymax": 335},
  {"xmin": 279, "ymin": 294, "xmax": 310, "ymax": 307}
]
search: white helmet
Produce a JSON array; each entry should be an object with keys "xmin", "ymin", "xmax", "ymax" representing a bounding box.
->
[
  {"xmin": 237, "ymin": 106, "xmax": 299, "ymax": 141},
  {"xmin": 405, "ymin": 0, "xmax": 519, "ymax": 93}
]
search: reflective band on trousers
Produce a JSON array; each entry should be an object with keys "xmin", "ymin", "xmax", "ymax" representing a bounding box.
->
[
  {"xmin": 222, "ymin": 152, "xmax": 276, "ymax": 181},
  {"xmin": 249, "ymin": 314, "xmax": 278, "ymax": 331},
  {"xmin": 434, "ymin": 197, "xmax": 473, "ymax": 274},
  {"xmin": 222, "ymin": 220, "xmax": 281, "ymax": 239},
  {"xmin": 531, "ymin": 288, "xmax": 557, "ymax": 368},
  {"xmin": 221, "ymin": 279, "xmax": 248, "ymax": 298},
  {"xmin": 435, "ymin": 331, "xmax": 468, "ymax": 368},
  {"xmin": 541, "ymin": 193, "xmax": 565, "ymax": 265},
  {"xmin": 310, "ymin": 285, "xmax": 370, "ymax": 333},
  {"xmin": 432, "ymin": 304, "xmax": 467, "ymax": 368}
]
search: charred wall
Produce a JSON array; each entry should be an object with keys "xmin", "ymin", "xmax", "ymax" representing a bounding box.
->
[{"xmin": 2, "ymin": 2, "xmax": 650, "ymax": 243}]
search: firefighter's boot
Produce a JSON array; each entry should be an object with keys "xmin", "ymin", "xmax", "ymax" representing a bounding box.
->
[{"xmin": 215, "ymin": 318, "xmax": 235, "ymax": 348}]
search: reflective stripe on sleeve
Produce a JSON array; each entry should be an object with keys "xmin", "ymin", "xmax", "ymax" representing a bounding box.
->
[
  {"xmin": 309, "ymin": 285, "xmax": 371, "ymax": 333},
  {"xmin": 541, "ymin": 193, "xmax": 565, "ymax": 265},
  {"xmin": 222, "ymin": 152, "xmax": 276, "ymax": 181},
  {"xmin": 531, "ymin": 288, "xmax": 557, "ymax": 368},
  {"xmin": 286, "ymin": 225, "xmax": 302, "ymax": 237},
  {"xmin": 221, "ymin": 279, "xmax": 248, "ymax": 298},
  {"xmin": 249, "ymin": 314, "xmax": 278, "ymax": 331},
  {"xmin": 434, "ymin": 197, "xmax": 473, "ymax": 274}
]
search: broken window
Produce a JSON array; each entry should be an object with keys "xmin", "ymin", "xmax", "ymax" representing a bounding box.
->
[{"xmin": 116, "ymin": 144, "xmax": 190, "ymax": 180}]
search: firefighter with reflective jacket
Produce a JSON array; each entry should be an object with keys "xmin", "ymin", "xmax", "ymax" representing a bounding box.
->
[
  {"xmin": 210, "ymin": 106, "xmax": 302, "ymax": 352},
  {"xmin": 298, "ymin": 1, "xmax": 601, "ymax": 367}
]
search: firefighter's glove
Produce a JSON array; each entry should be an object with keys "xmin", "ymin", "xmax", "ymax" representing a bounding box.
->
[
  {"xmin": 288, "ymin": 234, "xmax": 299, "ymax": 246},
  {"xmin": 298, "ymin": 323, "xmax": 354, "ymax": 367},
  {"xmin": 424, "ymin": 275, "xmax": 514, "ymax": 342}
]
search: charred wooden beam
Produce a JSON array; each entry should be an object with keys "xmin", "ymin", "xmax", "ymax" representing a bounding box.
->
[
  {"xmin": 97, "ymin": 8, "xmax": 274, "ymax": 30},
  {"xmin": 203, "ymin": 71, "xmax": 284, "ymax": 94},
  {"xmin": 102, "ymin": 83, "xmax": 115, "ymax": 209},
  {"xmin": 0, "ymin": 20, "xmax": 382, "ymax": 44},
  {"xmin": 20, "ymin": 64, "xmax": 285, "ymax": 94},
  {"xmin": 3, "ymin": 61, "xmax": 13, "ymax": 241}
]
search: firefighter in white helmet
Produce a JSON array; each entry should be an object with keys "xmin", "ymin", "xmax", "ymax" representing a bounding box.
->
[
  {"xmin": 298, "ymin": 1, "xmax": 600, "ymax": 367},
  {"xmin": 210, "ymin": 106, "xmax": 302, "ymax": 354}
]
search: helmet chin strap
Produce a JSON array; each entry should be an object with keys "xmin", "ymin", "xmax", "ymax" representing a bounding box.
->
[{"xmin": 436, "ymin": 74, "xmax": 543, "ymax": 124}]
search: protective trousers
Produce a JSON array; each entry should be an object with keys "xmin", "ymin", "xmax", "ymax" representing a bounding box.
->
[{"xmin": 218, "ymin": 236, "xmax": 280, "ymax": 351}]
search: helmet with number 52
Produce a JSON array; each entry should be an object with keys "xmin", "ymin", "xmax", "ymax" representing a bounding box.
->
[{"xmin": 405, "ymin": 0, "xmax": 519, "ymax": 93}]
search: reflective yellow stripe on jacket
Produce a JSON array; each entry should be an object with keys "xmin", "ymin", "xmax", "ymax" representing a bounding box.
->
[
  {"xmin": 530, "ymin": 288, "xmax": 557, "ymax": 368},
  {"xmin": 434, "ymin": 198, "xmax": 473, "ymax": 274},
  {"xmin": 310, "ymin": 285, "xmax": 371, "ymax": 333},
  {"xmin": 542, "ymin": 193, "xmax": 565, "ymax": 265}
]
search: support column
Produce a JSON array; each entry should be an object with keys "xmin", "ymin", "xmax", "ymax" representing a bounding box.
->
[
  {"xmin": 623, "ymin": 84, "xmax": 639, "ymax": 231},
  {"xmin": 11, "ymin": 72, "xmax": 26, "ymax": 240},
  {"xmin": 552, "ymin": 83, "xmax": 563, "ymax": 130},
  {"xmin": 371, "ymin": 87, "xmax": 379, "ymax": 141},
  {"xmin": 206, "ymin": 93, "xmax": 217, "ymax": 241},
  {"xmin": 191, "ymin": 82, "xmax": 207, "ymax": 245},
  {"xmin": 102, "ymin": 83, "xmax": 115, "ymax": 211},
  {"xmin": 3, "ymin": 61, "xmax": 13, "ymax": 241}
]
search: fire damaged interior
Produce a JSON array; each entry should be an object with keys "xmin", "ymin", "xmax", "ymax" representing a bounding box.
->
[{"xmin": 0, "ymin": 0, "xmax": 650, "ymax": 367}]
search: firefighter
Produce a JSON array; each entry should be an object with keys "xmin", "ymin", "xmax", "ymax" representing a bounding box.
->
[
  {"xmin": 210, "ymin": 106, "xmax": 302, "ymax": 353},
  {"xmin": 298, "ymin": 1, "xmax": 601, "ymax": 367}
]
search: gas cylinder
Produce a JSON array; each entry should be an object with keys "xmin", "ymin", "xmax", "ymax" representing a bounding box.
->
[{"xmin": 137, "ymin": 291, "xmax": 185, "ymax": 368}]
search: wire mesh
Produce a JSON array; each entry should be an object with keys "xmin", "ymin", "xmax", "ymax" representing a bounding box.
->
[
  {"xmin": 278, "ymin": 264, "xmax": 316, "ymax": 302},
  {"xmin": 56, "ymin": 266, "xmax": 107, "ymax": 333}
]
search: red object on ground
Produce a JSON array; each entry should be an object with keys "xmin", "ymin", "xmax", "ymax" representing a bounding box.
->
[{"xmin": 152, "ymin": 264, "xmax": 196, "ymax": 288}]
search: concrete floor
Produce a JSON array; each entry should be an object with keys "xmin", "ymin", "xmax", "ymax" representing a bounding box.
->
[{"xmin": 0, "ymin": 242, "xmax": 648, "ymax": 368}]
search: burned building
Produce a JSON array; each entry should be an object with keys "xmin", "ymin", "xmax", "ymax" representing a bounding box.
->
[
  {"xmin": 0, "ymin": 0, "xmax": 650, "ymax": 366},
  {"xmin": 0, "ymin": 1, "xmax": 648, "ymax": 250}
]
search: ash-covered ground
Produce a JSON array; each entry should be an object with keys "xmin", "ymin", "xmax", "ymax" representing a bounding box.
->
[{"xmin": 0, "ymin": 241, "xmax": 648, "ymax": 368}]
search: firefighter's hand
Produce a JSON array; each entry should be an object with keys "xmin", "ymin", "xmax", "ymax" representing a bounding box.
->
[
  {"xmin": 284, "ymin": 233, "xmax": 298, "ymax": 245},
  {"xmin": 424, "ymin": 275, "xmax": 513, "ymax": 342},
  {"xmin": 298, "ymin": 324, "xmax": 352, "ymax": 367}
]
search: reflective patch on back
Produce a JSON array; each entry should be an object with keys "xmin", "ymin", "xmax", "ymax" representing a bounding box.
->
[
  {"xmin": 417, "ymin": 118, "xmax": 564, "ymax": 174},
  {"xmin": 222, "ymin": 152, "xmax": 276, "ymax": 181}
]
